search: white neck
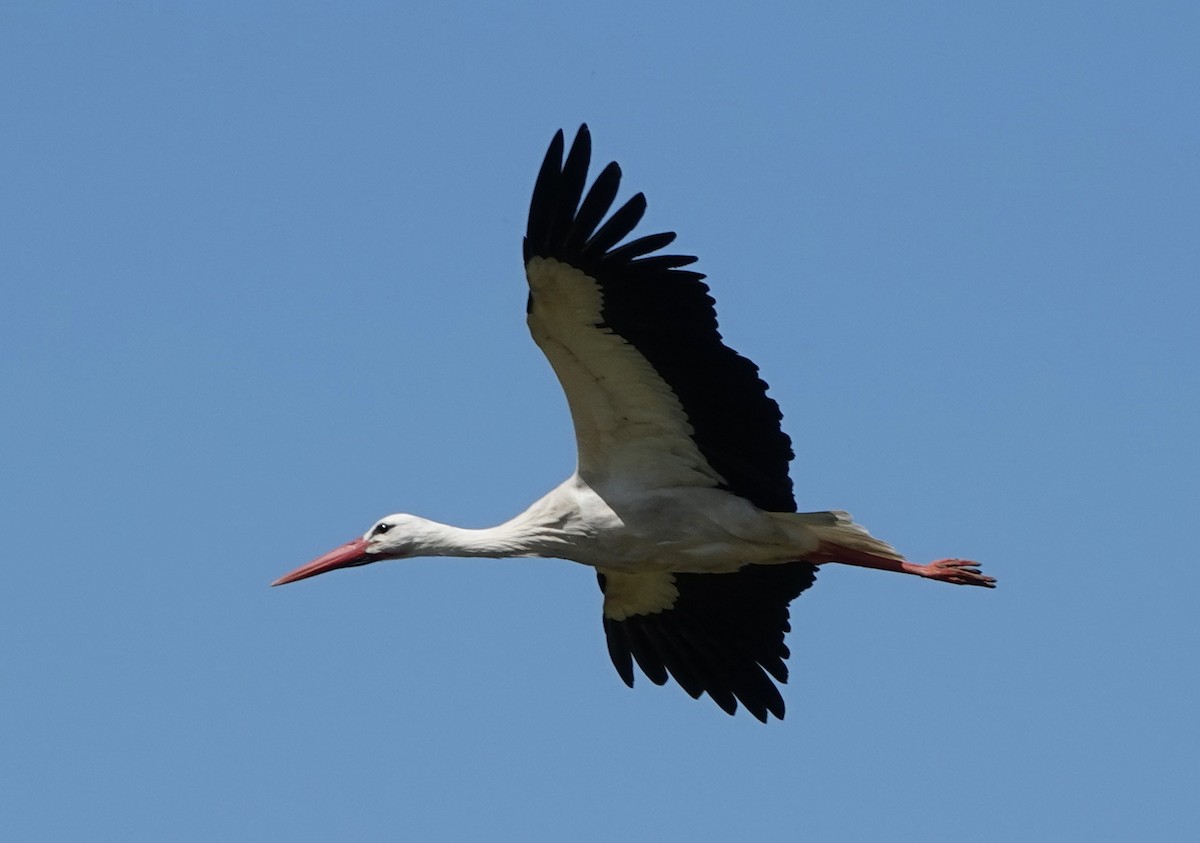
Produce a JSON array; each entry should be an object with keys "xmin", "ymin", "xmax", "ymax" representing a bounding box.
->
[
  {"xmin": 381, "ymin": 508, "xmax": 576, "ymax": 561},
  {"xmin": 377, "ymin": 481, "xmax": 586, "ymax": 561},
  {"xmin": 412, "ymin": 521, "xmax": 549, "ymax": 558}
]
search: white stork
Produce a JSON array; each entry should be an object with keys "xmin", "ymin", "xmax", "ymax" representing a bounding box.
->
[{"xmin": 273, "ymin": 125, "xmax": 994, "ymax": 722}]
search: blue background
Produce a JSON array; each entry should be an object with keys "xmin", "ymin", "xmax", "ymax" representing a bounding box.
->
[{"xmin": 3, "ymin": 2, "xmax": 1197, "ymax": 840}]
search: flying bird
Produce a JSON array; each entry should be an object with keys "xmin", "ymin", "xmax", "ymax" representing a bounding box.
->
[{"xmin": 273, "ymin": 125, "xmax": 994, "ymax": 722}]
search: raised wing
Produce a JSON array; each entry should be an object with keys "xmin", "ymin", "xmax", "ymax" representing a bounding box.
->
[
  {"xmin": 597, "ymin": 562, "xmax": 818, "ymax": 722},
  {"xmin": 523, "ymin": 125, "xmax": 795, "ymax": 511}
]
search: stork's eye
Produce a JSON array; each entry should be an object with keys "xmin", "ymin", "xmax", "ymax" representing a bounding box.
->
[{"xmin": 373, "ymin": 523, "xmax": 392, "ymax": 535}]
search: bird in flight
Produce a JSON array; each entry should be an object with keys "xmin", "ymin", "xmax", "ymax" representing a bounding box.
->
[{"xmin": 273, "ymin": 125, "xmax": 995, "ymax": 722}]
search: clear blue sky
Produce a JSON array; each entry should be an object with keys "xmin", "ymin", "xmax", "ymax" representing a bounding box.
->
[{"xmin": 3, "ymin": 2, "xmax": 1197, "ymax": 840}]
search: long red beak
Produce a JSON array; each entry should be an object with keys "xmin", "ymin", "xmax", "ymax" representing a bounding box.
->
[{"xmin": 271, "ymin": 538, "xmax": 372, "ymax": 586}]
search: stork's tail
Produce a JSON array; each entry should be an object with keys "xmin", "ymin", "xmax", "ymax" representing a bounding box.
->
[{"xmin": 783, "ymin": 510, "xmax": 905, "ymax": 561}]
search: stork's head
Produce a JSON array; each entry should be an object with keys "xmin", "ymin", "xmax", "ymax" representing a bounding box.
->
[{"xmin": 271, "ymin": 514, "xmax": 422, "ymax": 586}]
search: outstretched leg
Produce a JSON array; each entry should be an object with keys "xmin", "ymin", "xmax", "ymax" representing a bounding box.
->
[{"xmin": 814, "ymin": 544, "xmax": 996, "ymax": 588}]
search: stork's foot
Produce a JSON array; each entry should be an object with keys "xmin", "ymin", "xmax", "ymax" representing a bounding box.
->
[
  {"xmin": 909, "ymin": 558, "xmax": 996, "ymax": 588},
  {"xmin": 814, "ymin": 544, "xmax": 996, "ymax": 588}
]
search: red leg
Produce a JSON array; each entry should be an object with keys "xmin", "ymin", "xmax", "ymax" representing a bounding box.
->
[{"xmin": 813, "ymin": 545, "xmax": 996, "ymax": 588}]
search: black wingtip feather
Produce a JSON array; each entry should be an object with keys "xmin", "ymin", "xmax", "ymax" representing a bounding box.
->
[
  {"xmin": 547, "ymin": 128, "xmax": 591, "ymax": 250},
  {"xmin": 625, "ymin": 620, "xmax": 670, "ymax": 686},
  {"xmin": 565, "ymin": 161, "xmax": 621, "ymax": 253},
  {"xmin": 584, "ymin": 192, "xmax": 647, "ymax": 257},
  {"xmin": 605, "ymin": 231, "xmax": 677, "ymax": 263},
  {"xmin": 603, "ymin": 619, "xmax": 636, "ymax": 687},
  {"xmin": 525, "ymin": 131, "xmax": 564, "ymax": 257}
]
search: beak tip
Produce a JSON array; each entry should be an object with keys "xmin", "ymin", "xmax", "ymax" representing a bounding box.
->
[
  {"xmin": 271, "ymin": 537, "xmax": 371, "ymax": 590},
  {"xmin": 270, "ymin": 570, "xmax": 307, "ymax": 587}
]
